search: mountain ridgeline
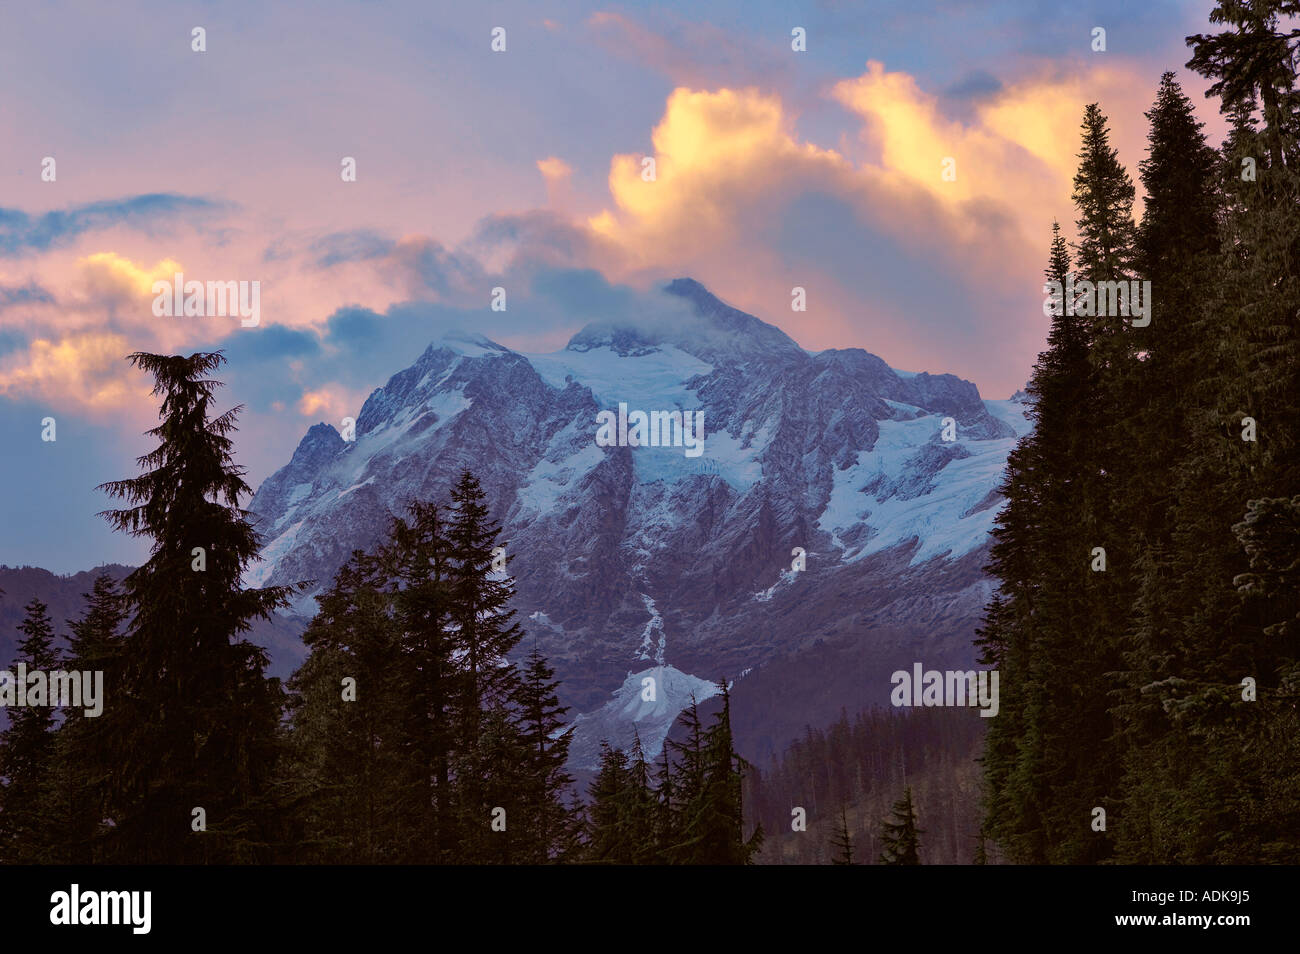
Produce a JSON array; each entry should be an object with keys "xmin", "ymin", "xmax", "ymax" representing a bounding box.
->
[{"xmin": 247, "ymin": 277, "xmax": 1027, "ymax": 769}]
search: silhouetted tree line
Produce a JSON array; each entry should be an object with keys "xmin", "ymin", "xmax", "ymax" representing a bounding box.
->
[
  {"xmin": 979, "ymin": 3, "xmax": 1300, "ymax": 863},
  {"xmin": 0, "ymin": 352, "xmax": 756, "ymax": 864}
]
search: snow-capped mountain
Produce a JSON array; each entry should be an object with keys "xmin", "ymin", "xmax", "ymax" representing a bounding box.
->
[{"xmin": 248, "ymin": 278, "xmax": 1031, "ymax": 766}]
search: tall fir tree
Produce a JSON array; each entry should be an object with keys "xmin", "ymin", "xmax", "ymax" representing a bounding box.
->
[
  {"xmin": 981, "ymin": 221, "xmax": 1096, "ymax": 862},
  {"xmin": 446, "ymin": 471, "xmax": 525, "ymax": 862},
  {"xmin": 1059, "ymin": 103, "xmax": 1139, "ymax": 862},
  {"xmin": 96, "ymin": 352, "xmax": 300, "ymax": 863},
  {"xmin": 1136, "ymin": 73, "xmax": 1222, "ymax": 277},
  {"xmin": 1114, "ymin": 71, "xmax": 1233, "ymax": 862},
  {"xmin": 448, "ymin": 471, "xmax": 524, "ymax": 720},
  {"xmin": 513, "ymin": 647, "xmax": 579, "ymax": 863},
  {"xmin": 382, "ymin": 502, "xmax": 459, "ymax": 862},
  {"xmin": 624, "ymin": 732, "xmax": 659, "ymax": 864}
]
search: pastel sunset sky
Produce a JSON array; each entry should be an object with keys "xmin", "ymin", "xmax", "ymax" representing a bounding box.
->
[{"xmin": 1, "ymin": 0, "xmax": 1227, "ymax": 571}]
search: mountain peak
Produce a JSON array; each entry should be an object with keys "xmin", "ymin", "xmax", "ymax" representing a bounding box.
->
[
  {"xmin": 662, "ymin": 276, "xmax": 712, "ymax": 302},
  {"xmin": 286, "ymin": 422, "xmax": 346, "ymax": 471},
  {"xmin": 565, "ymin": 277, "xmax": 803, "ymax": 364},
  {"xmin": 662, "ymin": 278, "xmax": 802, "ymax": 356},
  {"xmin": 439, "ymin": 329, "xmax": 510, "ymax": 356}
]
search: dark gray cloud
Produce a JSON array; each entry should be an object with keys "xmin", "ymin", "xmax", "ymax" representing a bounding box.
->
[
  {"xmin": 325, "ymin": 306, "xmax": 385, "ymax": 353},
  {"xmin": 219, "ymin": 323, "xmax": 321, "ymax": 365}
]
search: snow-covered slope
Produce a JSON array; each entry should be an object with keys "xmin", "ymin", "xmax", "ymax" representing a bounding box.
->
[{"xmin": 248, "ymin": 278, "xmax": 1030, "ymax": 766}]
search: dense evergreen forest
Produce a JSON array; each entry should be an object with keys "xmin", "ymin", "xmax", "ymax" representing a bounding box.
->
[
  {"xmin": 746, "ymin": 707, "xmax": 985, "ymax": 864},
  {"xmin": 978, "ymin": 3, "xmax": 1300, "ymax": 863}
]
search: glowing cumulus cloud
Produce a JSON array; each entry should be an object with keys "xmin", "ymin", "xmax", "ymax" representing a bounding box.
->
[
  {"xmin": 0, "ymin": 332, "xmax": 138, "ymax": 409},
  {"xmin": 77, "ymin": 252, "xmax": 185, "ymax": 300}
]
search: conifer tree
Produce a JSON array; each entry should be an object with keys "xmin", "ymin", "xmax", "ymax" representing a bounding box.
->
[
  {"xmin": 96, "ymin": 352, "xmax": 300, "ymax": 863},
  {"xmin": 1113, "ymin": 71, "xmax": 1235, "ymax": 862},
  {"xmin": 382, "ymin": 502, "xmax": 459, "ymax": 861},
  {"xmin": 1128, "ymin": 71, "xmax": 1220, "ymax": 548},
  {"xmin": 662, "ymin": 687, "xmax": 761, "ymax": 864},
  {"xmin": 587, "ymin": 742, "xmax": 634, "ymax": 864},
  {"xmin": 513, "ymin": 647, "xmax": 578, "ymax": 863},
  {"xmin": 1058, "ymin": 104, "xmax": 1139, "ymax": 862},
  {"xmin": 1072, "ymin": 104, "xmax": 1138, "ymax": 281},
  {"xmin": 981, "ymin": 220, "xmax": 1099, "ymax": 863},
  {"xmin": 0, "ymin": 599, "xmax": 60, "ymax": 863},
  {"xmin": 1186, "ymin": 0, "xmax": 1300, "ymax": 170},
  {"xmin": 53, "ymin": 575, "xmax": 126, "ymax": 863},
  {"xmin": 623, "ymin": 732, "xmax": 659, "ymax": 864},
  {"xmin": 448, "ymin": 471, "xmax": 523, "ymax": 721},
  {"xmin": 474, "ymin": 702, "xmax": 529, "ymax": 864},
  {"xmin": 1137, "ymin": 73, "xmax": 1222, "ymax": 276},
  {"xmin": 830, "ymin": 806, "xmax": 855, "ymax": 865},
  {"xmin": 878, "ymin": 787, "xmax": 922, "ymax": 865},
  {"xmin": 446, "ymin": 471, "xmax": 525, "ymax": 862},
  {"xmin": 701, "ymin": 684, "xmax": 762, "ymax": 864},
  {"xmin": 284, "ymin": 549, "xmax": 406, "ymax": 862},
  {"xmin": 653, "ymin": 743, "xmax": 679, "ymax": 858},
  {"xmin": 660, "ymin": 697, "xmax": 707, "ymax": 863}
]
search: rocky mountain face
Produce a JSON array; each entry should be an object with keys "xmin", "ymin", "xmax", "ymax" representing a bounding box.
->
[{"xmin": 247, "ymin": 278, "xmax": 1031, "ymax": 766}]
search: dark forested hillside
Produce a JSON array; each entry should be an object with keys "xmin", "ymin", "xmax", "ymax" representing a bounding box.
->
[
  {"xmin": 747, "ymin": 707, "xmax": 987, "ymax": 864},
  {"xmin": 0, "ymin": 564, "xmax": 306, "ymax": 682},
  {"xmin": 0, "ymin": 565, "xmax": 132, "ymax": 658}
]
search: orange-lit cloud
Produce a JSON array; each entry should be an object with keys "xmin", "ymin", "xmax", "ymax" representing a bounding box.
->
[
  {"xmin": 580, "ymin": 82, "xmax": 1029, "ymax": 362},
  {"xmin": 297, "ymin": 386, "xmax": 363, "ymax": 421},
  {"xmin": 591, "ymin": 86, "xmax": 851, "ymax": 262},
  {"xmin": 571, "ymin": 61, "xmax": 1168, "ymax": 393},
  {"xmin": 70, "ymin": 252, "xmax": 215, "ymax": 354},
  {"xmin": 833, "ymin": 60, "xmax": 1156, "ymax": 233},
  {"xmin": 76, "ymin": 252, "xmax": 184, "ymax": 300},
  {"xmin": 0, "ymin": 332, "xmax": 141, "ymax": 409},
  {"xmin": 833, "ymin": 63, "xmax": 1046, "ymax": 218}
]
